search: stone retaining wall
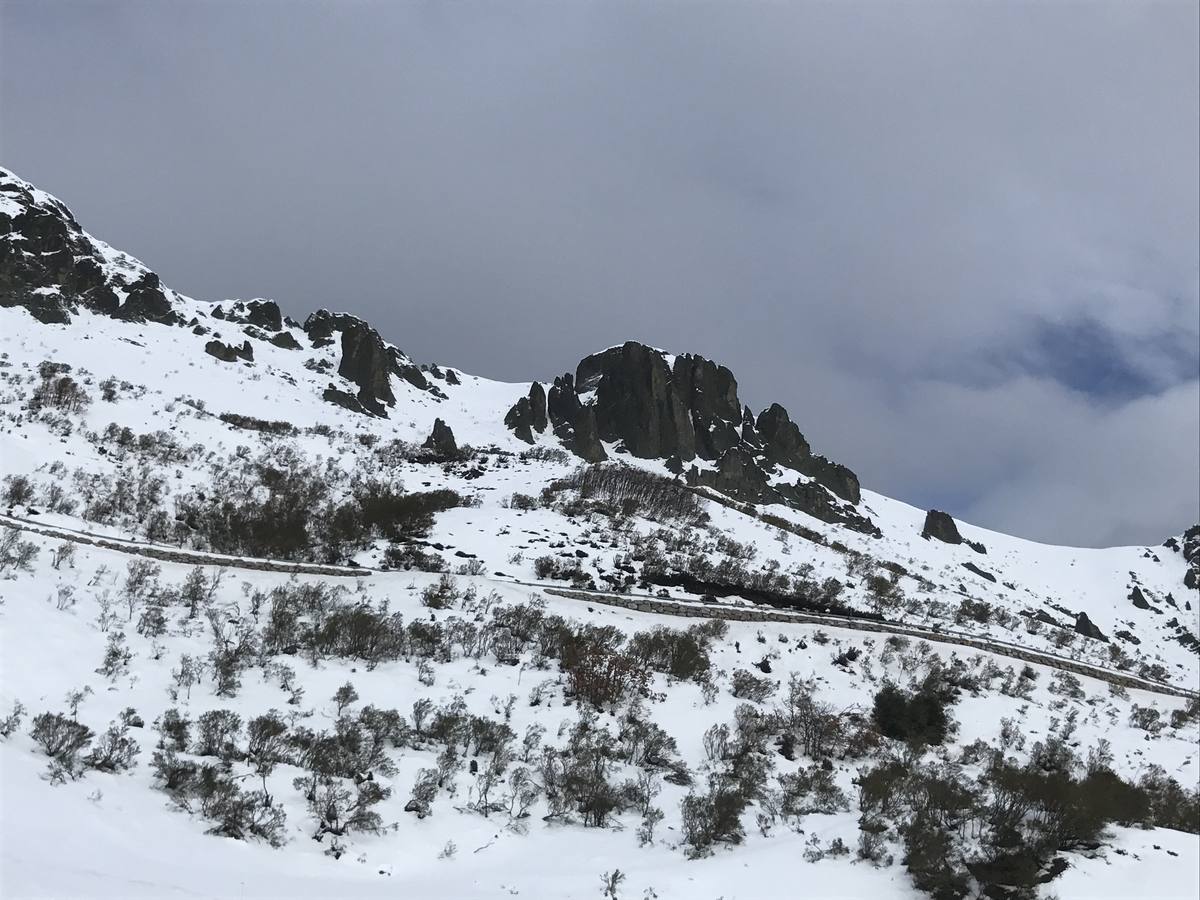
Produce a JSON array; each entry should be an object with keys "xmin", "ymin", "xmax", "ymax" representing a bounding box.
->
[
  {"xmin": 545, "ymin": 588, "xmax": 1198, "ymax": 700},
  {"xmin": 0, "ymin": 516, "xmax": 367, "ymax": 578}
]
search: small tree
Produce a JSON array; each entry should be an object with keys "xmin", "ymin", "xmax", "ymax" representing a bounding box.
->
[{"xmin": 333, "ymin": 682, "xmax": 359, "ymax": 718}]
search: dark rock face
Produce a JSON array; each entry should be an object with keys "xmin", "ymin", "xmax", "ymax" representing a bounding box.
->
[
  {"xmin": 577, "ymin": 343, "xmax": 695, "ymax": 460},
  {"xmin": 423, "ymin": 418, "xmax": 458, "ymax": 458},
  {"xmin": 303, "ymin": 310, "xmax": 441, "ymax": 417},
  {"xmin": 322, "ymin": 386, "xmax": 373, "ymax": 416},
  {"xmin": 756, "ymin": 403, "xmax": 811, "ymax": 469},
  {"xmin": 217, "ymin": 299, "xmax": 283, "ymax": 331},
  {"xmin": 1130, "ymin": 586, "xmax": 1151, "ymax": 610},
  {"xmin": 1183, "ymin": 525, "xmax": 1200, "ymax": 591},
  {"xmin": 1074, "ymin": 611, "xmax": 1109, "ymax": 643},
  {"xmin": 115, "ymin": 272, "xmax": 174, "ymax": 322},
  {"xmin": 529, "ymin": 341, "xmax": 870, "ymax": 530},
  {"xmin": 0, "ymin": 168, "xmax": 179, "ymax": 325},
  {"xmin": 505, "ymin": 396, "xmax": 535, "ymax": 443},
  {"xmin": 961, "ymin": 561, "xmax": 996, "ymax": 583},
  {"xmin": 529, "ymin": 382, "xmax": 548, "ymax": 433},
  {"xmin": 205, "ymin": 340, "xmax": 253, "ymax": 363},
  {"xmin": 544, "ymin": 374, "xmax": 607, "ymax": 462},
  {"xmin": 922, "ymin": 510, "xmax": 963, "ymax": 544},
  {"xmin": 505, "ymin": 383, "xmax": 552, "ymax": 444},
  {"xmin": 690, "ymin": 447, "xmax": 773, "ymax": 504},
  {"xmin": 688, "ymin": 449, "xmax": 880, "ymax": 535},
  {"xmin": 270, "ymin": 331, "xmax": 302, "ymax": 350}
]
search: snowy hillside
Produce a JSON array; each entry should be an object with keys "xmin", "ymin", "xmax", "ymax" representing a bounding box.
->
[{"xmin": 1, "ymin": 165, "xmax": 1198, "ymax": 900}]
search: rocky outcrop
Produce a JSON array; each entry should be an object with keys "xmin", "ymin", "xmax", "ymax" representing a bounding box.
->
[
  {"xmin": 1183, "ymin": 525, "xmax": 1200, "ymax": 591},
  {"xmin": 544, "ymin": 374, "xmax": 606, "ymax": 462},
  {"xmin": 529, "ymin": 382, "xmax": 548, "ymax": 433},
  {"xmin": 270, "ymin": 331, "xmax": 302, "ymax": 350},
  {"xmin": 577, "ymin": 343, "xmax": 696, "ymax": 460},
  {"xmin": 322, "ymin": 386, "xmax": 372, "ymax": 416},
  {"xmin": 688, "ymin": 449, "xmax": 880, "ymax": 535},
  {"xmin": 922, "ymin": 509, "xmax": 963, "ymax": 544},
  {"xmin": 1074, "ymin": 611, "xmax": 1109, "ymax": 643},
  {"xmin": 0, "ymin": 167, "xmax": 179, "ymax": 325},
  {"xmin": 505, "ymin": 383, "xmax": 551, "ymax": 444},
  {"xmin": 303, "ymin": 310, "xmax": 441, "ymax": 417},
  {"xmin": 214, "ymin": 299, "xmax": 283, "ymax": 331},
  {"xmin": 205, "ymin": 340, "xmax": 253, "ymax": 363},
  {"xmin": 521, "ymin": 341, "xmax": 870, "ymax": 531},
  {"xmin": 422, "ymin": 418, "xmax": 458, "ymax": 458}
]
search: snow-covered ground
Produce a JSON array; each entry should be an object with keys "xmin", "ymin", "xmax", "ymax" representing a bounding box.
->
[{"xmin": 1, "ymin": 165, "xmax": 1197, "ymax": 899}]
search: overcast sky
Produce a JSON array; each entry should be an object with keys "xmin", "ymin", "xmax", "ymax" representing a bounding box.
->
[{"xmin": 2, "ymin": 1, "xmax": 1197, "ymax": 547}]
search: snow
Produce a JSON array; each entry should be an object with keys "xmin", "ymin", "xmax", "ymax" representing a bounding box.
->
[{"xmin": 0, "ymin": 167, "xmax": 1197, "ymax": 897}]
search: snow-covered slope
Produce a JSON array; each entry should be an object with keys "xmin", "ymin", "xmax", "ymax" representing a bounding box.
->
[{"xmin": 1, "ymin": 165, "xmax": 1197, "ymax": 900}]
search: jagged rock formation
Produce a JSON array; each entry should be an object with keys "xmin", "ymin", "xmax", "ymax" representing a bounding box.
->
[
  {"xmin": 0, "ymin": 168, "xmax": 178, "ymax": 325},
  {"xmin": 205, "ymin": 339, "xmax": 253, "ymax": 363},
  {"xmin": 423, "ymin": 418, "xmax": 458, "ymax": 458},
  {"xmin": 1130, "ymin": 586, "xmax": 1152, "ymax": 610},
  {"xmin": 505, "ymin": 341, "xmax": 874, "ymax": 533},
  {"xmin": 303, "ymin": 310, "xmax": 442, "ymax": 416},
  {"xmin": 504, "ymin": 383, "xmax": 550, "ymax": 444},
  {"xmin": 1074, "ymin": 611, "xmax": 1109, "ymax": 642},
  {"xmin": 922, "ymin": 509, "xmax": 962, "ymax": 544},
  {"xmin": 213, "ymin": 299, "xmax": 283, "ymax": 331}
]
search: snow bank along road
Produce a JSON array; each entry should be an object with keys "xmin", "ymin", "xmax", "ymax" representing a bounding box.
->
[{"xmin": 4, "ymin": 512, "xmax": 1194, "ymax": 700}]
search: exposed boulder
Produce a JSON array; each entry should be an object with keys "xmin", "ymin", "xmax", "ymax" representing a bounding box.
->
[
  {"xmin": 322, "ymin": 386, "xmax": 373, "ymax": 416},
  {"xmin": 922, "ymin": 509, "xmax": 963, "ymax": 545},
  {"xmin": 961, "ymin": 561, "xmax": 996, "ymax": 583},
  {"xmin": 1130, "ymin": 586, "xmax": 1151, "ymax": 610},
  {"xmin": 216, "ymin": 299, "xmax": 283, "ymax": 331},
  {"xmin": 270, "ymin": 331, "xmax": 302, "ymax": 350},
  {"xmin": 113, "ymin": 272, "xmax": 175, "ymax": 323},
  {"xmin": 1074, "ymin": 611, "xmax": 1109, "ymax": 642},
  {"xmin": 505, "ymin": 396, "xmax": 535, "ymax": 443},
  {"xmin": 205, "ymin": 339, "xmax": 253, "ymax": 363},
  {"xmin": 505, "ymin": 383, "xmax": 551, "ymax": 444},
  {"xmin": 423, "ymin": 418, "xmax": 458, "ymax": 458}
]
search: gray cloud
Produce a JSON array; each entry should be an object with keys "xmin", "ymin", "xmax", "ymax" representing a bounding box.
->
[{"xmin": 2, "ymin": 0, "xmax": 1196, "ymax": 546}]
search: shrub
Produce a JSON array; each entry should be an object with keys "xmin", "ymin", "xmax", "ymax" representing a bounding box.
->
[
  {"xmin": 86, "ymin": 721, "xmax": 140, "ymax": 772},
  {"xmin": 564, "ymin": 465, "xmax": 706, "ymax": 524},
  {"xmin": 871, "ymin": 684, "xmax": 951, "ymax": 746},
  {"xmin": 195, "ymin": 710, "xmax": 243, "ymax": 759},
  {"xmin": 730, "ymin": 669, "xmax": 777, "ymax": 703},
  {"xmin": 30, "ymin": 712, "xmax": 94, "ymax": 774},
  {"xmin": 0, "ymin": 527, "xmax": 38, "ymax": 572},
  {"xmin": 680, "ymin": 779, "xmax": 751, "ymax": 856}
]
